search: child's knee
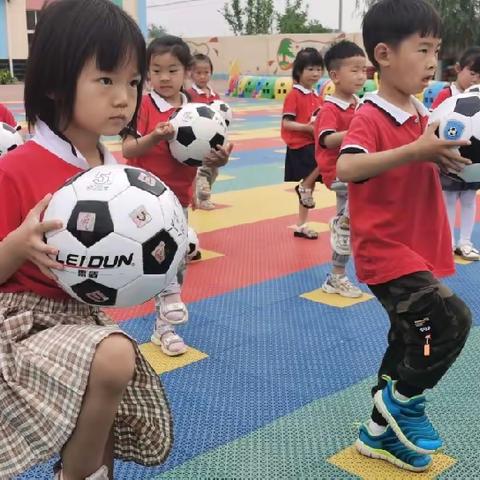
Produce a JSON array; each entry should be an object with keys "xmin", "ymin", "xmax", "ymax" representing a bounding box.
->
[{"xmin": 91, "ymin": 334, "xmax": 136, "ymax": 392}]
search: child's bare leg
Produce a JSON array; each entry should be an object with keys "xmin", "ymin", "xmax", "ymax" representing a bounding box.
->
[
  {"xmin": 61, "ymin": 334, "xmax": 136, "ymax": 480},
  {"xmin": 102, "ymin": 429, "xmax": 115, "ymax": 480},
  {"xmin": 301, "ymin": 167, "xmax": 320, "ymax": 190},
  {"xmin": 298, "ymin": 203, "xmax": 309, "ymax": 226}
]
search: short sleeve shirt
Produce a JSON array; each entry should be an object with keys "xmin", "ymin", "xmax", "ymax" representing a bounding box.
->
[
  {"xmin": 281, "ymin": 84, "xmax": 323, "ymax": 149},
  {"xmin": 0, "ymin": 120, "xmax": 117, "ymax": 298},
  {"xmin": 314, "ymin": 95, "xmax": 357, "ymax": 189},
  {"xmin": 0, "ymin": 103, "xmax": 17, "ymax": 128},
  {"xmin": 340, "ymin": 94, "xmax": 454, "ymax": 285},
  {"xmin": 186, "ymin": 84, "xmax": 220, "ymax": 104},
  {"xmin": 128, "ymin": 91, "xmax": 197, "ymax": 207}
]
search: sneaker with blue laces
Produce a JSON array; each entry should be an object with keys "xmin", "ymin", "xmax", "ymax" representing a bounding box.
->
[
  {"xmin": 373, "ymin": 376, "xmax": 443, "ymax": 454},
  {"xmin": 356, "ymin": 423, "xmax": 432, "ymax": 472}
]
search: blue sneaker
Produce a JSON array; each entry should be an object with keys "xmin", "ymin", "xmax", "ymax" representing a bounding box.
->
[
  {"xmin": 373, "ymin": 377, "xmax": 443, "ymax": 454},
  {"xmin": 356, "ymin": 423, "xmax": 432, "ymax": 472}
]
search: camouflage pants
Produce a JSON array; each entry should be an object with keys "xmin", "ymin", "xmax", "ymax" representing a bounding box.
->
[{"xmin": 369, "ymin": 271, "xmax": 472, "ymax": 396}]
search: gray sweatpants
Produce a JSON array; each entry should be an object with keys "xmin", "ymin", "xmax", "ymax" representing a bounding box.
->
[
  {"xmin": 332, "ymin": 190, "xmax": 350, "ymax": 268},
  {"xmin": 197, "ymin": 165, "xmax": 219, "ymax": 200}
]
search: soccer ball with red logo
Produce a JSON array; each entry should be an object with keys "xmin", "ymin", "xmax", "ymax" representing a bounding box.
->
[{"xmin": 43, "ymin": 165, "xmax": 187, "ymax": 307}]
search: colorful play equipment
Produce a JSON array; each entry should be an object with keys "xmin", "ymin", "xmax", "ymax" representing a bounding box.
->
[{"xmin": 227, "ymin": 74, "xmax": 449, "ymax": 109}]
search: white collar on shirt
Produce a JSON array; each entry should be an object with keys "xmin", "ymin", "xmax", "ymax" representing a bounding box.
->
[
  {"xmin": 363, "ymin": 93, "xmax": 429, "ymax": 125},
  {"xmin": 293, "ymin": 84, "xmax": 319, "ymax": 96},
  {"xmin": 31, "ymin": 119, "xmax": 117, "ymax": 170},
  {"xmin": 450, "ymin": 83, "xmax": 462, "ymax": 96},
  {"xmin": 325, "ymin": 94, "xmax": 359, "ymax": 111},
  {"xmin": 191, "ymin": 83, "xmax": 216, "ymax": 96},
  {"xmin": 150, "ymin": 89, "xmax": 188, "ymax": 112}
]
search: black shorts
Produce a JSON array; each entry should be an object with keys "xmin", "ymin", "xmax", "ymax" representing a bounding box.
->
[{"xmin": 284, "ymin": 144, "xmax": 322, "ymax": 182}]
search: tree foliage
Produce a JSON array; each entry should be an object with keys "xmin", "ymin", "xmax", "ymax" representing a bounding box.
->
[
  {"xmin": 276, "ymin": 0, "xmax": 332, "ymax": 34},
  {"xmin": 221, "ymin": 0, "xmax": 330, "ymax": 35},
  {"xmin": 221, "ymin": 0, "xmax": 274, "ymax": 35},
  {"xmin": 148, "ymin": 24, "xmax": 167, "ymax": 40},
  {"xmin": 355, "ymin": 0, "xmax": 480, "ymax": 57}
]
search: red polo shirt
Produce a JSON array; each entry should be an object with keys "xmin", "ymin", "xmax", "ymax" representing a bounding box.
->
[
  {"xmin": 281, "ymin": 84, "xmax": 323, "ymax": 149},
  {"xmin": 315, "ymin": 95, "xmax": 357, "ymax": 189},
  {"xmin": 340, "ymin": 94, "xmax": 454, "ymax": 285},
  {"xmin": 0, "ymin": 120, "xmax": 118, "ymax": 298},
  {"xmin": 186, "ymin": 84, "xmax": 220, "ymax": 104},
  {"xmin": 128, "ymin": 91, "xmax": 197, "ymax": 207},
  {"xmin": 0, "ymin": 103, "xmax": 17, "ymax": 128}
]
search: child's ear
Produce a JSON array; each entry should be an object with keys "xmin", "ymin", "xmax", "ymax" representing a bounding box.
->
[
  {"xmin": 374, "ymin": 42, "xmax": 391, "ymax": 68},
  {"xmin": 329, "ymin": 69, "xmax": 339, "ymax": 84},
  {"xmin": 454, "ymin": 62, "xmax": 461, "ymax": 75}
]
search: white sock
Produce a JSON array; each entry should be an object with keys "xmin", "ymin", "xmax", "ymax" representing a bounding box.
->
[
  {"xmin": 459, "ymin": 190, "xmax": 477, "ymax": 246},
  {"xmin": 368, "ymin": 419, "xmax": 387, "ymax": 435},
  {"xmin": 394, "ymin": 390, "xmax": 410, "ymax": 401}
]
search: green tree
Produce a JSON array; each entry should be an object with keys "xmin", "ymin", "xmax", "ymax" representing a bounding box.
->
[
  {"xmin": 221, "ymin": 0, "xmax": 274, "ymax": 35},
  {"xmin": 356, "ymin": 0, "xmax": 480, "ymax": 57},
  {"xmin": 278, "ymin": 38, "xmax": 296, "ymax": 65},
  {"xmin": 148, "ymin": 24, "xmax": 167, "ymax": 40},
  {"xmin": 277, "ymin": 0, "xmax": 331, "ymax": 34}
]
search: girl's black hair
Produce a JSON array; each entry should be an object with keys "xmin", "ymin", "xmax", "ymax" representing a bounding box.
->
[
  {"xmin": 292, "ymin": 48, "xmax": 324, "ymax": 83},
  {"xmin": 459, "ymin": 46, "xmax": 480, "ymax": 73},
  {"xmin": 363, "ymin": 0, "xmax": 441, "ymax": 69},
  {"xmin": 191, "ymin": 53, "xmax": 214, "ymax": 73},
  {"xmin": 146, "ymin": 35, "xmax": 193, "ymax": 71},
  {"xmin": 25, "ymin": 0, "xmax": 146, "ymax": 133}
]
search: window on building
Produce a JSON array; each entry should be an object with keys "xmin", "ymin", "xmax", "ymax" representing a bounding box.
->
[{"xmin": 26, "ymin": 10, "xmax": 39, "ymax": 49}]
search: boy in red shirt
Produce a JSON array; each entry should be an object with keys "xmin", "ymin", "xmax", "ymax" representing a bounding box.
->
[
  {"xmin": 337, "ymin": 0, "xmax": 472, "ymax": 471},
  {"xmin": 281, "ymin": 48, "xmax": 324, "ymax": 239},
  {"xmin": 186, "ymin": 53, "xmax": 223, "ymax": 210},
  {"xmin": 315, "ymin": 40, "xmax": 366, "ymax": 298}
]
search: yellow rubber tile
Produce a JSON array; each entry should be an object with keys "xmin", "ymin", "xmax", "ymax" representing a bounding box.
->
[
  {"xmin": 217, "ymin": 174, "xmax": 236, "ymax": 181},
  {"xmin": 190, "ymin": 249, "xmax": 224, "ymax": 262},
  {"xmin": 139, "ymin": 342, "xmax": 208, "ymax": 374},
  {"xmin": 329, "ymin": 445, "xmax": 456, "ymax": 479},
  {"xmin": 229, "ymin": 127, "xmax": 279, "ymax": 141},
  {"xmin": 300, "ymin": 288, "xmax": 373, "ymax": 308},
  {"xmin": 454, "ymin": 254, "xmax": 473, "ymax": 265},
  {"xmin": 189, "ymin": 183, "xmax": 337, "ymax": 234}
]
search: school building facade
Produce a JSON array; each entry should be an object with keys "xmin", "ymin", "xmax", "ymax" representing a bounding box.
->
[{"xmin": 0, "ymin": 0, "xmax": 147, "ymax": 79}]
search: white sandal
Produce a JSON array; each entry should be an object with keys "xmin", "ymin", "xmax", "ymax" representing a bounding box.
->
[
  {"xmin": 157, "ymin": 297, "xmax": 189, "ymax": 325},
  {"xmin": 55, "ymin": 465, "xmax": 109, "ymax": 480},
  {"xmin": 151, "ymin": 329, "xmax": 188, "ymax": 356}
]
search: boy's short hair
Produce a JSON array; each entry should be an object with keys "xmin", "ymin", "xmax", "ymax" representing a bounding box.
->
[
  {"xmin": 324, "ymin": 40, "xmax": 365, "ymax": 71},
  {"xmin": 459, "ymin": 46, "xmax": 480, "ymax": 73},
  {"xmin": 24, "ymin": 0, "xmax": 146, "ymax": 132},
  {"xmin": 192, "ymin": 53, "xmax": 214, "ymax": 73},
  {"xmin": 292, "ymin": 48, "xmax": 324, "ymax": 83},
  {"xmin": 363, "ymin": 0, "xmax": 441, "ymax": 69}
]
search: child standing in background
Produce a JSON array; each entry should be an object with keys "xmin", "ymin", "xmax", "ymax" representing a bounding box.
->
[
  {"xmin": 187, "ymin": 53, "xmax": 222, "ymax": 210},
  {"xmin": 315, "ymin": 40, "xmax": 366, "ymax": 298},
  {"xmin": 123, "ymin": 37, "xmax": 232, "ymax": 356},
  {"xmin": 431, "ymin": 46, "xmax": 480, "ymax": 260},
  {"xmin": 281, "ymin": 48, "xmax": 324, "ymax": 239}
]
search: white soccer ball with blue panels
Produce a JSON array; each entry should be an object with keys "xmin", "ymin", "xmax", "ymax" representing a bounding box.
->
[
  {"xmin": 44, "ymin": 165, "xmax": 187, "ymax": 307},
  {"xmin": 429, "ymin": 91, "xmax": 480, "ymax": 182}
]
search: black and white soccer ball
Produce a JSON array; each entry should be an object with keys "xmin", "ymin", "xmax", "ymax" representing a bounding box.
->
[
  {"xmin": 209, "ymin": 99, "xmax": 233, "ymax": 127},
  {"xmin": 0, "ymin": 122, "xmax": 23, "ymax": 157},
  {"xmin": 186, "ymin": 226, "xmax": 200, "ymax": 262},
  {"xmin": 43, "ymin": 165, "xmax": 187, "ymax": 307},
  {"xmin": 429, "ymin": 91, "xmax": 480, "ymax": 182},
  {"xmin": 168, "ymin": 103, "xmax": 227, "ymax": 167}
]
